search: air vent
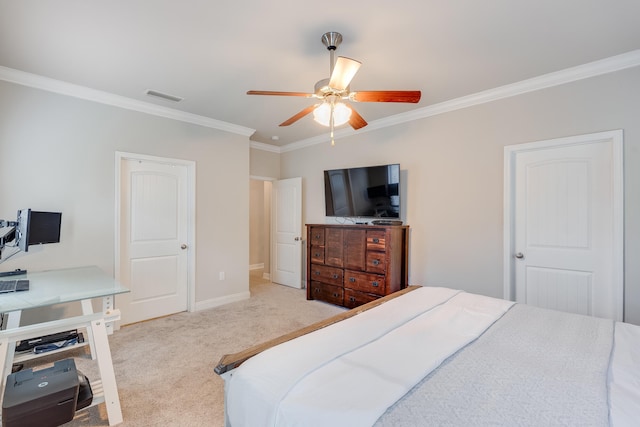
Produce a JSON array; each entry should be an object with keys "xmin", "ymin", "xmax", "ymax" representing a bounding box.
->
[{"xmin": 145, "ymin": 89, "xmax": 183, "ymax": 102}]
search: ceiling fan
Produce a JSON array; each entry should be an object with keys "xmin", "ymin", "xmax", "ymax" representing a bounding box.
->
[{"xmin": 247, "ymin": 31, "xmax": 421, "ymax": 144}]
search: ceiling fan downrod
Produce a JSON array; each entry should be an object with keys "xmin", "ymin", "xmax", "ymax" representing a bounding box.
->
[{"xmin": 321, "ymin": 31, "xmax": 342, "ymax": 77}]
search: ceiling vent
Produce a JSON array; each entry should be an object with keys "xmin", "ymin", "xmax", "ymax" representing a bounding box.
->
[{"xmin": 145, "ymin": 89, "xmax": 183, "ymax": 102}]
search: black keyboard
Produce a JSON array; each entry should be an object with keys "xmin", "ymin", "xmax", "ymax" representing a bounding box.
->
[{"xmin": 0, "ymin": 279, "xmax": 29, "ymax": 293}]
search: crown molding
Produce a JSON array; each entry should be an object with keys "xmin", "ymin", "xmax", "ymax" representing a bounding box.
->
[
  {"xmin": 2, "ymin": 48, "xmax": 639, "ymax": 152},
  {"xmin": 280, "ymin": 48, "xmax": 640, "ymax": 152},
  {"xmin": 0, "ymin": 66, "xmax": 255, "ymax": 137},
  {"xmin": 249, "ymin": 140, "xmax": 282, "ymax": 153}
]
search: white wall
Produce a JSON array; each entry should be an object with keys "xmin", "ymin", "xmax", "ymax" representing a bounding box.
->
[
  {"xmin": 0, "ymin": 81, "xmax": 250, "ymax": 321},
  {"xmin": 250, "ymin": 147, "xmax": 280, "ymax": 178},
  {"xmin": 249, "ymin": 179, "xmax": 265, "ymax": 266},
  {"xmin": 280, "ymin": 67, "xmax": 640, "ymax": 325}
]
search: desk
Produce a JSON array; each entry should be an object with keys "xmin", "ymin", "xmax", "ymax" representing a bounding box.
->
[{"xmin": 0, "ymin": 266, "xmax": 129, "ymax": 426}]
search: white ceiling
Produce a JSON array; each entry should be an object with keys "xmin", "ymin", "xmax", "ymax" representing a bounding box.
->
[{"xmin": 1, "ymin": 1, "xmax": 639, "ymax": 147}]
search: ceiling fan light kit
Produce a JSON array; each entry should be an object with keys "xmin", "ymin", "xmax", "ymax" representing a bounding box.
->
[
  {"xmin": 313, "ymin": 99, "xmax": 351, "ymax": 127},
  {"xmin": 247, "ymin": 31, "xmax": 421, "ymax": 145}
]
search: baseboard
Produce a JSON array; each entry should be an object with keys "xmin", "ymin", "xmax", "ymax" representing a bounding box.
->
[
  {"xmin": 249, "ymin": 263, "xmax": 264, "ymax": 271},
  {"xmin": 194, "ymin": 291, "xmax": 250, "ymax": 311},
  {"xmin": 262, "ymin": 272, "xmax": 271, "ymax": 280}
]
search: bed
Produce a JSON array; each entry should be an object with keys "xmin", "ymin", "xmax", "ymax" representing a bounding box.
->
[{"xmin": 215, "ymin": 285, "xmax": 640, "ymax": 426}]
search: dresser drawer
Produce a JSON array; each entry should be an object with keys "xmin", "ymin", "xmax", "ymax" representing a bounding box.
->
[
  {"xmin": 366, "ymin": 230, "xmax": 386, "ymax": 251},
  {"xmin": 344, "ymin": 270, "xmax": 386, "ymax": 295},
  {"xmin": 366, "ymin": 252, "xmax": 385, "ymax": 274},
  {"xmin": 310, "ymin": 247, "xmax": 325, "ymax": 264},
  {"xmin": 344, "ymin": 288, "xmax": 380, "ymax": 309},
  {"xmin": 309, "ymin": 227, "xmax": 325, "ymax": 246},
  {"xmin": 310, "ymin": 281, "xmax": 343, "ymax": 305},
  {"xmin": 309, "ymin": 264, "xmax": 343, "ymax": 286}
]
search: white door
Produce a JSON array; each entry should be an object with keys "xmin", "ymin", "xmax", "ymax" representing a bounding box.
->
[
  {"xmin": 325, "ymin": 170, "xmax": 353, "ymax": 216},
  {"xmin": 504, "ymin": 130, "xmax": 623, "ymax": 320},
  {"xmin": 118, "ymin": 156, "xmax": 190, "ymax": 324},
  {"xmin": 271, "ymin": 177, "xmax": 303, "ymax": 288}
]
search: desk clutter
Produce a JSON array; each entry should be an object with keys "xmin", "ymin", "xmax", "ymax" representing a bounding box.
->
[
  {"xmin": 2, "ymin": 359, "xmax": 92, "ymax": 427},
  {"xmin": 15, "ymin": 330, "xmax": 84, "ymax": 355}
]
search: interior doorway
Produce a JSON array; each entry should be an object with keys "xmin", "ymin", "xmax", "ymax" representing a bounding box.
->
[
  {"xmin": 249, "ymin": 178, "xmax": 272, "ymax": 280},
  {"xmin": 249, "ymin": 176, "xmax": 303, "ymax": 288}
]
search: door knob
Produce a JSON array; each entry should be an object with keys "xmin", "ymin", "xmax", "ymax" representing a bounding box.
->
[
  {"xmin": 181, "ymin": 244, "xmax": 188, "ymax": 250},
  {"xmin": 514, "ymin": 252, "xmax": 524, "ymax": 259}
]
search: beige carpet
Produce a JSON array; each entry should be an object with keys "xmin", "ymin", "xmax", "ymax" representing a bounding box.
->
[{"xmin": 22, "ymin": 271, "xmax": 344, "ymax": 426}]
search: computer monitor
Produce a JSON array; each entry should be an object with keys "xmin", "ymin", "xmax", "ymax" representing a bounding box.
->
[
  {"xmin": 29, "ymin": 211, "xmax": 62, "ymax": 245},
  {"xmin": 15, "ymin": 209, "xmax": 62, "ymax": 252}
]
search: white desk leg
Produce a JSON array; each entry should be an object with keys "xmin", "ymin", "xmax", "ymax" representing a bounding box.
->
[
  {"xmin": 103, "ymin": 295, "xmax": 115, "ymax": 335},
  {"xmin": 90, "ymin": 318, "xmax": 123, "ymax": 426},
  {"xmin": 1, "ymin": 311, "xmax": 21, "ymax": 388},
  {"xmin": 0, "ymin": 335, "xmax": 10, "ymax": 391},
  {"xmin": 80, "ymin": 300, "xmax": 97, "ymax": 360}
]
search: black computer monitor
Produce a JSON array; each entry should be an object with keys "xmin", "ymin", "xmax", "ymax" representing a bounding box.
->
[
  {"xmin": 16, "ymin": 209, "xmax": 62, "ymax": 252},
  {"xmin": 29, "ymin": 211, "xmax": 62, "ymax": 245}
]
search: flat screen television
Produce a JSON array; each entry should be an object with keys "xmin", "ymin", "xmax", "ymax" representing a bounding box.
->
[{"xmin": 324, "ymin": 164, "xmax": 400, "ymax": 218}]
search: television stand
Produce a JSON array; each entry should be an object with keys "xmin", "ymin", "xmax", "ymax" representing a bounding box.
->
[{"xmin": 306, "ymin": 223, "xmax": 409, "ymax": 309}]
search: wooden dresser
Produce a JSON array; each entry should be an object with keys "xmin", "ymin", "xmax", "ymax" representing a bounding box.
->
[{"xmin": 306, "ymin": 224, "xmax": 409, "ymax": 308}]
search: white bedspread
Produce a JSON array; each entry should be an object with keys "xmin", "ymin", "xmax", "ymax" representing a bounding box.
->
[
  {"xmin": 376, "ymin": 303, "xmax": 615, "ymax": 426},
  {"xmin": 610, "ymin": 321, "xmax": 640, "ymax": 426},
  {"xmin": 225, "ymin": 287, "xmax": 514, "ymax": 427}
]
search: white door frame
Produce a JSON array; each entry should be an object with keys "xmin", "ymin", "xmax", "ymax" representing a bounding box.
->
[
  {"xmin": 503, "ymin": 130, "xmax": 624, "ymax": 314},
  {"xmin": 115, "ymin": 151, "xmax": 197, "ymax": 313}
]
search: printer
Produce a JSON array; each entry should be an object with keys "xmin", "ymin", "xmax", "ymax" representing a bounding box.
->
[{"xmin": 2, "ymin": 359, "xmax": 80, "ymax": 427}]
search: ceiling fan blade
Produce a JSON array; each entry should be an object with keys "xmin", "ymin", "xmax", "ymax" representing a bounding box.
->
[
  {"xmin": 329, "ymin": 57, "xmax": 362, "ymax": 91},
  {"xmin": 351, "ymin": 90, "xmax": 421, "ymax": 103},
  {"xmin": 279, "ymin": 105, "xmax": 317, "ymax": 126},
  {"xmin": 247, "ymin": 90, "xmax": 314, "ymax": 97},
  {"xmin": 348, "ymin": 106, "xmax": 368, "ymax": 130}
]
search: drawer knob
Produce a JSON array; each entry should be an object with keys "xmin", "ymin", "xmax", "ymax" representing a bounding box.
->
[
  {"xmin": 333, "ymin": 293, "xmax": 339, "ymax": 298},
  {"xmin": 372, "ymin": 281, "xmax": 379, "ymax": 287},
  {"xmin": 314, "ymin": 288, "xmax": 320, "ymax": 293},
  {"xmin": 332, "ymin": 274, "xmax": 339, "ymax": 279},
  {"xmin": 315, "ymin": 271, "xmax": 320, "ymax": 275},
  {"xmin": 315, "ymin": 253, "xmax": 320, "ymax": 257},
  {"xmin": 373, "ymin": 238, "xmax": 379, "ymax": 243},
  {"xmin": 372, "ymin": 259, "xmax": 380, "ymax": 266},
  {"xmin": 349, "ymin": 277, "xmax": 356, "ymax": 283},
  {"xmin": 350, "ymin": 297, "xmax": 356, "ymax": 302},
  {"xmin": 315, "ymin": 234, "xmax": 320, "ymax": 239}
]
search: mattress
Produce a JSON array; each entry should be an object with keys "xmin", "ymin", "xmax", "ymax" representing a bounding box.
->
[{"xmin": 220, "ymin": 286, "xmax": 640, "ymax": 426}]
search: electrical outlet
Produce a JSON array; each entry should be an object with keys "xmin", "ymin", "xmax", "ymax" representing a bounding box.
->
[{"xmin": 219, "ymin": 271, "xmax": 225, "ymax": 280}]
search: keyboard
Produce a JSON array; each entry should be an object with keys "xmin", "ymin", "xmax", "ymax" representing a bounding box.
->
[{"xmin": 0, "ymin": 279, "xmax": 30, "ymax": 293}]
